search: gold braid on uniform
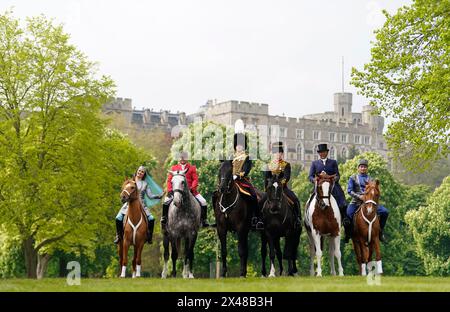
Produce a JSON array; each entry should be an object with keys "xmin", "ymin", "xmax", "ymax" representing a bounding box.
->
[
  {"xmin": 232, "ymin": 150, "xmax": 248, "ymax": 176},
  {"xmin": 269, "ymin": 159, "xmax": 287, "ymax": 184}
]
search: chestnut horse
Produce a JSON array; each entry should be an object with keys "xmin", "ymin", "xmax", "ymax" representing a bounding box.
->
[
  {"xmin": 351, "ymin": 179, "xmax": 383, "ymax": 276},
  {"xmin": 118, "ymin": 178, "xmax": 148, "ymax": 278},
  {"xmin": 304, "ymin": 174, "xmax": 344, "ymax": 277}
]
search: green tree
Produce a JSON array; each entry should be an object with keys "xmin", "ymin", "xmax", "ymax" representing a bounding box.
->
[
  {"xmin": 0, "ymin": 12, "xmax": 151, "ymax": 278},
  {"xmin": 406, "ymin": 176, "xmax": 450, "ymax": 275},
  {"xmin": 351, "ymin": 0, "xmax": 450, "ymax": 171}
]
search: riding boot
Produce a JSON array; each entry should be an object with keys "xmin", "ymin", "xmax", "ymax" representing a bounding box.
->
[
  {"xmin": 200, "ymin": 205, "xmax": 210, "ymax": 228},
  {"xmin": 147, "ymin": 219, "xmax": 155, "ymax": 244},
  {"xmin": 160, "ymin": 203, "xmax": 169, "ymax": 225},
  {"xmin": 114, "ymin": 219, "xmax": 123, "ymax": 244},
  {"xmin": 379, "ymin": 213, "xmax": 388, "ymax": 243},
  {"xmin": 253, "ymin": 198, "xmax": 264, "ymax": 230},
  {"xmin": 343, "ymin": 217, "xmax": 352, "ymax": 243}
]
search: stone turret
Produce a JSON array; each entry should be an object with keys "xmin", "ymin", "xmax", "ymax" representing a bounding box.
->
[{"xmin": 334, "ymin": 92, "xmax": 352, "ymax": 122}]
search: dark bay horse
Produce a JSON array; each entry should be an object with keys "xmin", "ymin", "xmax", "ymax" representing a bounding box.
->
[
  {"xmin": 352, "ymin": 179, "xmax": 383, "ymax": 276},
  {"xmin": 161, "ymin": 169, "xmax": 201, "ymax": 279},
  {"xmin": 119, "ymin": 178, "xmax": 147, "ymax": 278},
  {"xmin": 261, "ymin": 173, "xmax": 301, "ymax": 277},
  {"xmin": 304, "ymin": 174, "xmax": 344, "ymax": 277},
  {"xmin": 213, "ymin": 160, "xmax": 258, "ymax": 277}
]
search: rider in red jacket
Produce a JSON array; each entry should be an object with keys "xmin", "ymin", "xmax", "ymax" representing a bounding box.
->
[{"xmin": 161, "ymin": 151, "xmax": 209, "ymax": 228}]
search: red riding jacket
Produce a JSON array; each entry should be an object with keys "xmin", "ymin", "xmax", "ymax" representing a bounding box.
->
[{"xmin": 166, "ymin": 162, "xmax": 199, "ymax": 196}]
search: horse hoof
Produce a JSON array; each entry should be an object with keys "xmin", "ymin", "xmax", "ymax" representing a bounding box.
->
[
  {"xmin": 269, "ymin": 273, "xmax": 276, "ymax": 278},
  {"xmin": 189, "ymin": 273, "xmax": 194, "ymax": 279}
]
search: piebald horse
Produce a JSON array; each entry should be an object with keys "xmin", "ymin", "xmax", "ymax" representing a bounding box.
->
[
  {"xmin": 304, "ymin": 174, "xmax": 344, "ymax": 277},
  {"xmin": 351, "ymin": 179, "xmax": 383, "ymax": 276},
  {"xmin": 119, "ymin": 178, "xmax": 147, "ymax": 278},
  {"xmin": 161, "ymin": 169, "xmax": 201, "ymax": 279}
]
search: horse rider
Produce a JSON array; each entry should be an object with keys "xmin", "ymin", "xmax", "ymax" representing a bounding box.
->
[
  {"xmin": 308, "ymin": 143, "xmax": 348, "ymax": 228},
  {"xmin": 160, "ymin": 151, "xmax": 209, "ymax": 228},
  {"xmin": 114, "ymin": 166, "xmax": 163, "ymax": 245},
  {"xmin": 345, "ymin": 159, "xmax": 389, "ymax": 243},
  {"xmin": 261, "ymin": 142, "xmax": 302, "ymax": 228},
  {"xmin": 231, "ymin": 131, "xmax": 263, "ymax": 230}
]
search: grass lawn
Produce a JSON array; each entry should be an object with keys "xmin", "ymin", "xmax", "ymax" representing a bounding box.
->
[{"xmin": 0, "ymin": 276, "xmax": 449, "ymax": 292}]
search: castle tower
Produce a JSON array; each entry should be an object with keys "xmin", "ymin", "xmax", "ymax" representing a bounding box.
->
[
  {"xmin": 334, "ymin": 92, "xmax": 353, "ymax": 122},
  {"xmin": 362, "ymin": 105, "xmax": 384, "ymax": 134}
]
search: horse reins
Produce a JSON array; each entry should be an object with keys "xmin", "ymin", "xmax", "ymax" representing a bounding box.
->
[{"xmin": 219, "ymin": 187, "xmax": 239, "ymax": 213}]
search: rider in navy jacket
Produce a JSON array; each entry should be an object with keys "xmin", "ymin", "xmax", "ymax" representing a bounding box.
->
[{"xmin": 308, "ymin": 144, "xmax": 347, "ymax": 221}]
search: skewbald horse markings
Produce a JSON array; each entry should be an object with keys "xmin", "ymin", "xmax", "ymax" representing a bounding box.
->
[{"xmin": 305, "ymin": 174, "xmax": 344, "ymax": 277}]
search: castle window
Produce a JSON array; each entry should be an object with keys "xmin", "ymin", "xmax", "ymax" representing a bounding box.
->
[
  {"xmin": 280, "ymin": 127, "xmax": 287, "ymax": 138},
  {"xmin": 364, "ymin": 136, "xmax": 371, "ymax": 145},
  {"xmin": 330, "ymin": 146, "xmax": 336, "ymax": 159},
  {"xmin": 341, "ymin": 107, "xmax": 345, "ymax": 116},
  {"xmin": 341, "ymin": 133, "xmax": 348, "ymax": 143},
  {"xmin": 354, "ymin": 135, "xmax": 361, "ymax": 144},
  {"xmin": 329, "ymin": 132, "xmax": 336, "ymax": 142},
  {"xmin": 296, "ymin": 129, "xmax": 304, "ymax": 139},
  {"xmin": 313, "ymin": 131, "xmax": 321, "ymax": 140},
  {"xmin": 341, "ymin": 147, "xmax": 348, "ymax": 158}
]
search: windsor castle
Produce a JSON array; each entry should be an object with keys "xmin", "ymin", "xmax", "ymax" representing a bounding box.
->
[{"xmin": 103, "ymin": 92, "xmax": 387, "ymax": 169}]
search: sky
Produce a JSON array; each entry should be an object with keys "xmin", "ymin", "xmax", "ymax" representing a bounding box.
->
[{"xmin": 2, "ymin": 0, "xmax": 412, "ymax": 117}]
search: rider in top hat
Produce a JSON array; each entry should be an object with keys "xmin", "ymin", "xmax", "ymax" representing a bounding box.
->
[
  {"xmin": 345, "ymin": 159, "xmax": 389, "ymax": 243},
  {"xmin": 232, "ymin": 130, "xmax": 263, "ymax": 230},
  {"xmin": 114, "ymin": 166, "xmax": 163, "ymax": 245},
  {"xmin": 261, "ymin": 142, "xmax": 301, "ymax": 228},
  {"xmin": 161, "ymin": 151, "xmax": 209, "ymax": 228},
  {"xmin": 308, "ymin": 143, "xmax": 348, "ymax": 226}
]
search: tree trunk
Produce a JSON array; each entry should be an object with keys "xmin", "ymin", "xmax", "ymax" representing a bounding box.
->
[
  {"xmin": 37, "ymin": 253, "xmax": 51, "ymax": 279},
  {"xmin": 23, "ymin": 237, "xmax": 37, "ymax": 279}
]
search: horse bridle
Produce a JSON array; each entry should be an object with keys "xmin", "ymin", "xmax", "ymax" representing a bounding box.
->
[
  {"xmin": 171, "ymin": 173, "xmax": 188, "ymax": 206},
  {"xmin": 315, "ymin": 179, "xmax": 334, "ymax": 209},
  {"xmin": 121, "ymin": 181, "xmax": 138, "ymax": 201}
]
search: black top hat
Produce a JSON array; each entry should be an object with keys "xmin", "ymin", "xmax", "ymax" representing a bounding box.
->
[
  {"xmin": 271, "ymin": 141, "xmax": 284, "ymax": 153},
  {"xmin": 233, "ymin": 133, "xmax": 248, "ymax": 151},
  {"xmin": 317, "ymin": 144, "xmax": 329, "ymax": 153}
]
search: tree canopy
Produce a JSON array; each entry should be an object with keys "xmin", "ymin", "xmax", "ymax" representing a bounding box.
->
[{"xmin": 351, "ymin": 0, "xmax": 450, "ymax": 171}]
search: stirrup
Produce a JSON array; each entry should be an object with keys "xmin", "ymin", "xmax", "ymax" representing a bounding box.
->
[{"xmin": 256, "ymin": 221, "xmax": 264, "ymax": 230}]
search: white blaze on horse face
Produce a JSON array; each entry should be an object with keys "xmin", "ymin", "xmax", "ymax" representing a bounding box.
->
[
  {"xmin": 273, "ymin": 182, "xmax": 278, "ymax": 190},
  {"xmin": 322, "ymin": 181, "xmax": 330, "ymax": 206}
]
